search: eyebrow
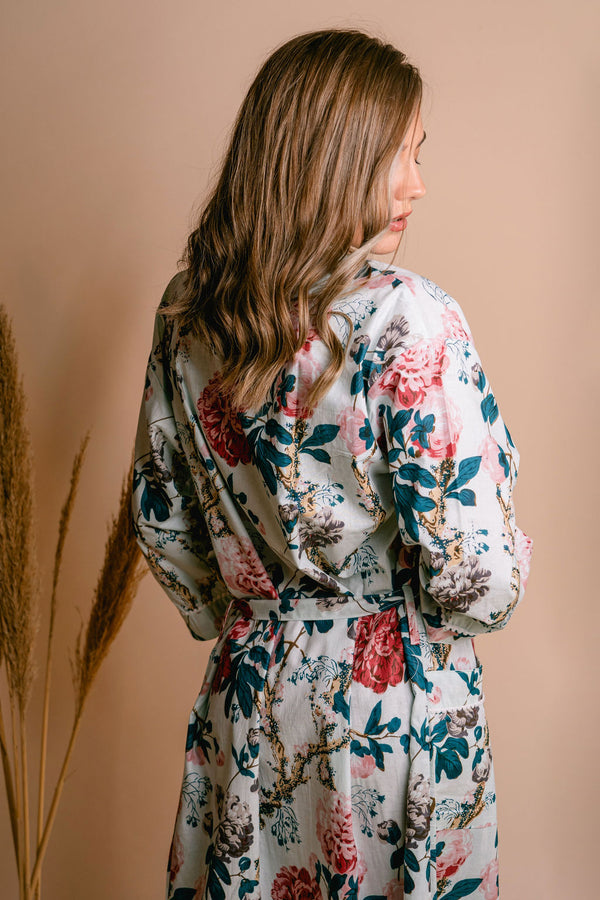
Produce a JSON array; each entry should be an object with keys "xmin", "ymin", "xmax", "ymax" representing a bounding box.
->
[{"xmin": 416, "ymin": 130, "xmax": 427, "ymax": 148}]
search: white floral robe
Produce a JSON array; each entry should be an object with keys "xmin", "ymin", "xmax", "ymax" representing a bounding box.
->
[{"xmin": 131, "ymin": 260, "xmax": 533, "ymax": 900}]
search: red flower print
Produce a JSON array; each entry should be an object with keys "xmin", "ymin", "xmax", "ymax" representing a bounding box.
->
[
  {"xmin": 211, "ymin": 646, "xmax": 233, "ymax": 694},
  {"xmin": 197, "ymin": 372, "xmax": 252, "ymax": 466},
  {"xmin": 353, "ymin": 607, "xmax": 405, "ymax": 693},
  {"xmin": 436, "ymin": 828, "xmax": 473, "ymax": 880},
  {"xmin": 316, "ymin": 792, "xmax": 359, "ymax": 875},
  {"xmin": 271, "ymin": 865, "xmax": 323, "ymax": 900},
  {"xmin": 369, "ymin": 337, "xmax": 449, "ymax": 409}
]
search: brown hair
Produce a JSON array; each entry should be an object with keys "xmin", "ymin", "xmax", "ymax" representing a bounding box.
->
[{"xmin": 162, "ymin": 28, "xmax": 422, "ymax": 410}]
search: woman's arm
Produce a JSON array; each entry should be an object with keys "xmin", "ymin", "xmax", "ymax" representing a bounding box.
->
[
  {"xmin": 369, "ymin": 277, "xmax": 533, "ymax": 639},
  {"xmin": 131, "ymin": 303, "xmax": 231, "ymax": 641}
]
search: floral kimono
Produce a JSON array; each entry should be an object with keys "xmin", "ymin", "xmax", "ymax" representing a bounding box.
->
[{"xmin": 131, "ymin": 259, "xmax": 533, "ymax": 900}]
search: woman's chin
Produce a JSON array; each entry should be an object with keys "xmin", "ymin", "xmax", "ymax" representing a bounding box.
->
[{"xmin": 370, "ymin": 232, "xmax": 404, "ymax": 256}]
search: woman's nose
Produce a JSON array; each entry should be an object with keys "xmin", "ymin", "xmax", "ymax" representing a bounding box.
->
[{"xmin": 409, "ymin": 167, "xmax": 426, "ymax": 201}]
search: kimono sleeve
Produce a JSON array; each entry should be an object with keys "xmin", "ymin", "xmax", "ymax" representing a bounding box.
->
[
  {"xmin": 131, "ymin": 308, "xmax": 231, "ymax": 641},
  {"xmin": 370, "ymin": 285, "xmax": 533, "ymax": 638}
]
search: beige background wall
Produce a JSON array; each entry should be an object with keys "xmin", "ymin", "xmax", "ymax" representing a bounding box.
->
[{"xmin": 1, "ymin": 1, "xmax": 597, "ymax": 897}]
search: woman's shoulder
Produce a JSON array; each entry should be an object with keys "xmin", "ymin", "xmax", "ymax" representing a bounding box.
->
[
  {"xmin": 346, "ymin": 260, "xmax": 473, "ymax": 344},
  {"xmin": 157, "ymin": 269, "xmax": 188, "ymax": 312}
]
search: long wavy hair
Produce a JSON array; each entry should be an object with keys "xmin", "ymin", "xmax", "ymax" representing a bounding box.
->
[{"xmin": 162, "ymin": 29, "xmax": 422, "ymax": 411}]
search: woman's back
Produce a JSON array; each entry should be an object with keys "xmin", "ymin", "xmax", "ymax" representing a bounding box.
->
[{"xmin": 132, "ymin": 258, "xmax": 531, "ymax": 899}]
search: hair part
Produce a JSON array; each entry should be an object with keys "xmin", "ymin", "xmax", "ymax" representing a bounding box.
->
[{"xmin": 162, "ymin": 28, "xmax": 422, "ymax": 411}]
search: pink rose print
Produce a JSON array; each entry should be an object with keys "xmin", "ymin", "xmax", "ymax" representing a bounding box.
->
[
  {"xmin": 353, "ymin": 607, "xmax": 405, "ymax": 693},
  {"xmin": 316, "ymin": 792, "xmax": 359, "ymax": 875},
  {"xmin": 217, "ymin": 535, "xmax": 278, "ymax": 599},
  {"xmin": 453, "ymin": 656, "xmax": 473, "ymax": 671},
  {"xmin": 197, "ymin": 372, "xmax": 252, "ymax": 466},
  {"xmin": 436, "ymin": 828, "xmax": 473, "ymax": 880},
  {"xmin": 442, "ymin": 308, "xmax": 471, "ymax": 341},
  {"xmin": 480, "ymin": 856, "xmax": 499, "ymax": 900},
  {"xmin": 185, "ymin": 744, "xmax": 207, "ymax": 766},
  {"xmin": 479, "ymin": 435, "xmax": 508, "ymax": 484},
  {"xmin": 167, "ymin": 830, "xmax": 184, "ymax": 883},
  {"xmin": 350, "ymin": 752, "xmax": 376, "ymax": 778},
  {"xmin": 367, "ymin": 273, "xmax": 396, "ymax": 289},
  {"xmin": 383, "ymin": 879, "xmax": 405, "ymax": 900},
  {"xmin": 514, "ymin": 526, "xmax": 533, "ymax": 589},
  {"xmin": 278, "ymin": 328, "xmax": 322, "ymax": 420},
  {"xmin": 428, "ymin": 685, "xmax": 442, "ymax": 705},
  {"xmin": 412, "ymin": 387, "xmax": 462, "ymax": 459},
  {"xmin": 369, "ymin": 337, "xmax": 449, "ymax": 409},
  {"xmin": 398, "ymin": 275, "xmax": 417, "ymax": 296},
  {"xmin": 337, "ymin": 407, "xmax": 369, "ymax": 455},
  {"xmin": 271, "ymin": 865, "xmax": 323, "ymax": 900}
]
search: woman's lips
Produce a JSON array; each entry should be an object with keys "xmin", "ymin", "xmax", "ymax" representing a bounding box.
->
[
  {"xmin": 389, "ymin": 211, "xmax": 411, "ymax": 232},
  {"xmin": 389, "ymin": 217, "xmax": 408, "ymax": 232}
]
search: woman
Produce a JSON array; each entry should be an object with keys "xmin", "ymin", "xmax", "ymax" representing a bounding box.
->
[{"xmin": 131, "ymin": 29, "xmax": 533, "ymax": 900}]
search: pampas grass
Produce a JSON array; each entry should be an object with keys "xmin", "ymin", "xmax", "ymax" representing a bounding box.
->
[{"xmin": 0, "ymin": 303, "xmax": 147, "ymax": 899}]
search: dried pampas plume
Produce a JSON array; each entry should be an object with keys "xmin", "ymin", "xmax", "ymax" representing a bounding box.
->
[
  {"xmin": 72, "ymin": 458, "xmax": 147, "ymax": 716},
  {"xmin": 0, "ymin": 305, "xmax": 40, "ymax": 708},
  {"xmin": 0, "ymin": 303, "xmax": 146, "ymax": 899}
]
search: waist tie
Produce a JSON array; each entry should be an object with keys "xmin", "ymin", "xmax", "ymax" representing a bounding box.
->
[{"xmin": 218, "ymin": 581, "xmax": 424, "ymax": 629}]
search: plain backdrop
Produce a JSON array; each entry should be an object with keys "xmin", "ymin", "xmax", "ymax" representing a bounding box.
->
[{"xmin": 0, "ymin": 1, "xmax": 598, "ymax": 897}]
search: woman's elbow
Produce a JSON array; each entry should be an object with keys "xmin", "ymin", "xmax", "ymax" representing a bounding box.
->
[{"xmin": 428, "ymin": 554, "xmax": 525, "ymax": 632}]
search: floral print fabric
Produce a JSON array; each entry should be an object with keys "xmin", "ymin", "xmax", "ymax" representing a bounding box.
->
[{"xmin": 132, "ymin": 260, "xmax": 532, "ymax": 899}]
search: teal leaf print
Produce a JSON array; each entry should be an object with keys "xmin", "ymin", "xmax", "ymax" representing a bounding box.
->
[
  {"xmin": 232, "ymin": 744, "xmax": 254, "ymax": 778},
  {"xmin": 498, "ymin": 444, "xmax": 510, "ymax": 477},
  {"xmin": 383, "ymin": 405, "xmax": 413, "ymax": 451},
  {"xmin": 481, "ymin": 393, "xmax": 499, "ymax": 424},
  {"xmin": 409, "ymin": 410, "xmax": 435, "ymax": 448},
  {"xmin": 365, "ymin": 700, "xmax": 383, "ymax": 735},
  {"xmin": 445, "ymin": 488, "xmax": 476, "ymax": 506},
  {"xmin": 397, "ymin": 462, "xmax": 438, "ymax": 489},
  {"xmin": 300, "ymin": 423, "xmax": 340, "ymax": 450},
  {"xmin": 249, "ymin": 431, "xmax": 292, "ymax": 494},
  {"xmin": 445, "ymin": 456, "xmax": 481, "ymax": 493},
  {"xmin": 136, "ymin": 463, "xmax": 171, "ymax": 521},
  {"xmin": 443, "ymin": 879, "xmax": 484, "ymax": 899},
  {"xmin": 238, "ymin": 880, "xmax": 259, "ymax": 898},
  {"xmin": 351, "ymin": 370, "xmax": 363, "ymax": 395},
  {"xmin": 404, "ymin": 847, "xmax": 419, "ymax": 872},
  {"xmin": 435, "ymin": 736, "xmax": 469, "ymax": 781},
  {"xmin": 393, "ymin": 483, "xmax": 436, "ymax": 543},
  {"xmin": 302, "ymin": 447, "xmax": 332, "ymax": 463},
  {"xmin": 456, "ymin": 669, "xmax": 482, "ymax": 696},
  {"xmin": 264, "ymin": 418, "xmax": 293, "ymax": 445}
]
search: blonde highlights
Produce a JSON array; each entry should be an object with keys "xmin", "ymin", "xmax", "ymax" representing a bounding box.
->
[{"xmin": 163, "ymin": 29, "xmax": 422, "ymax": 410}]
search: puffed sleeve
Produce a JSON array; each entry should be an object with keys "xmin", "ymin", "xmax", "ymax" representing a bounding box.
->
[
  {"xmin": 131, "ymin": 300, "xmax": 231, "ymax": 641},
  {"xmin": 369, "ymin": 278, "xmax": 533, "ymax": 638}
]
